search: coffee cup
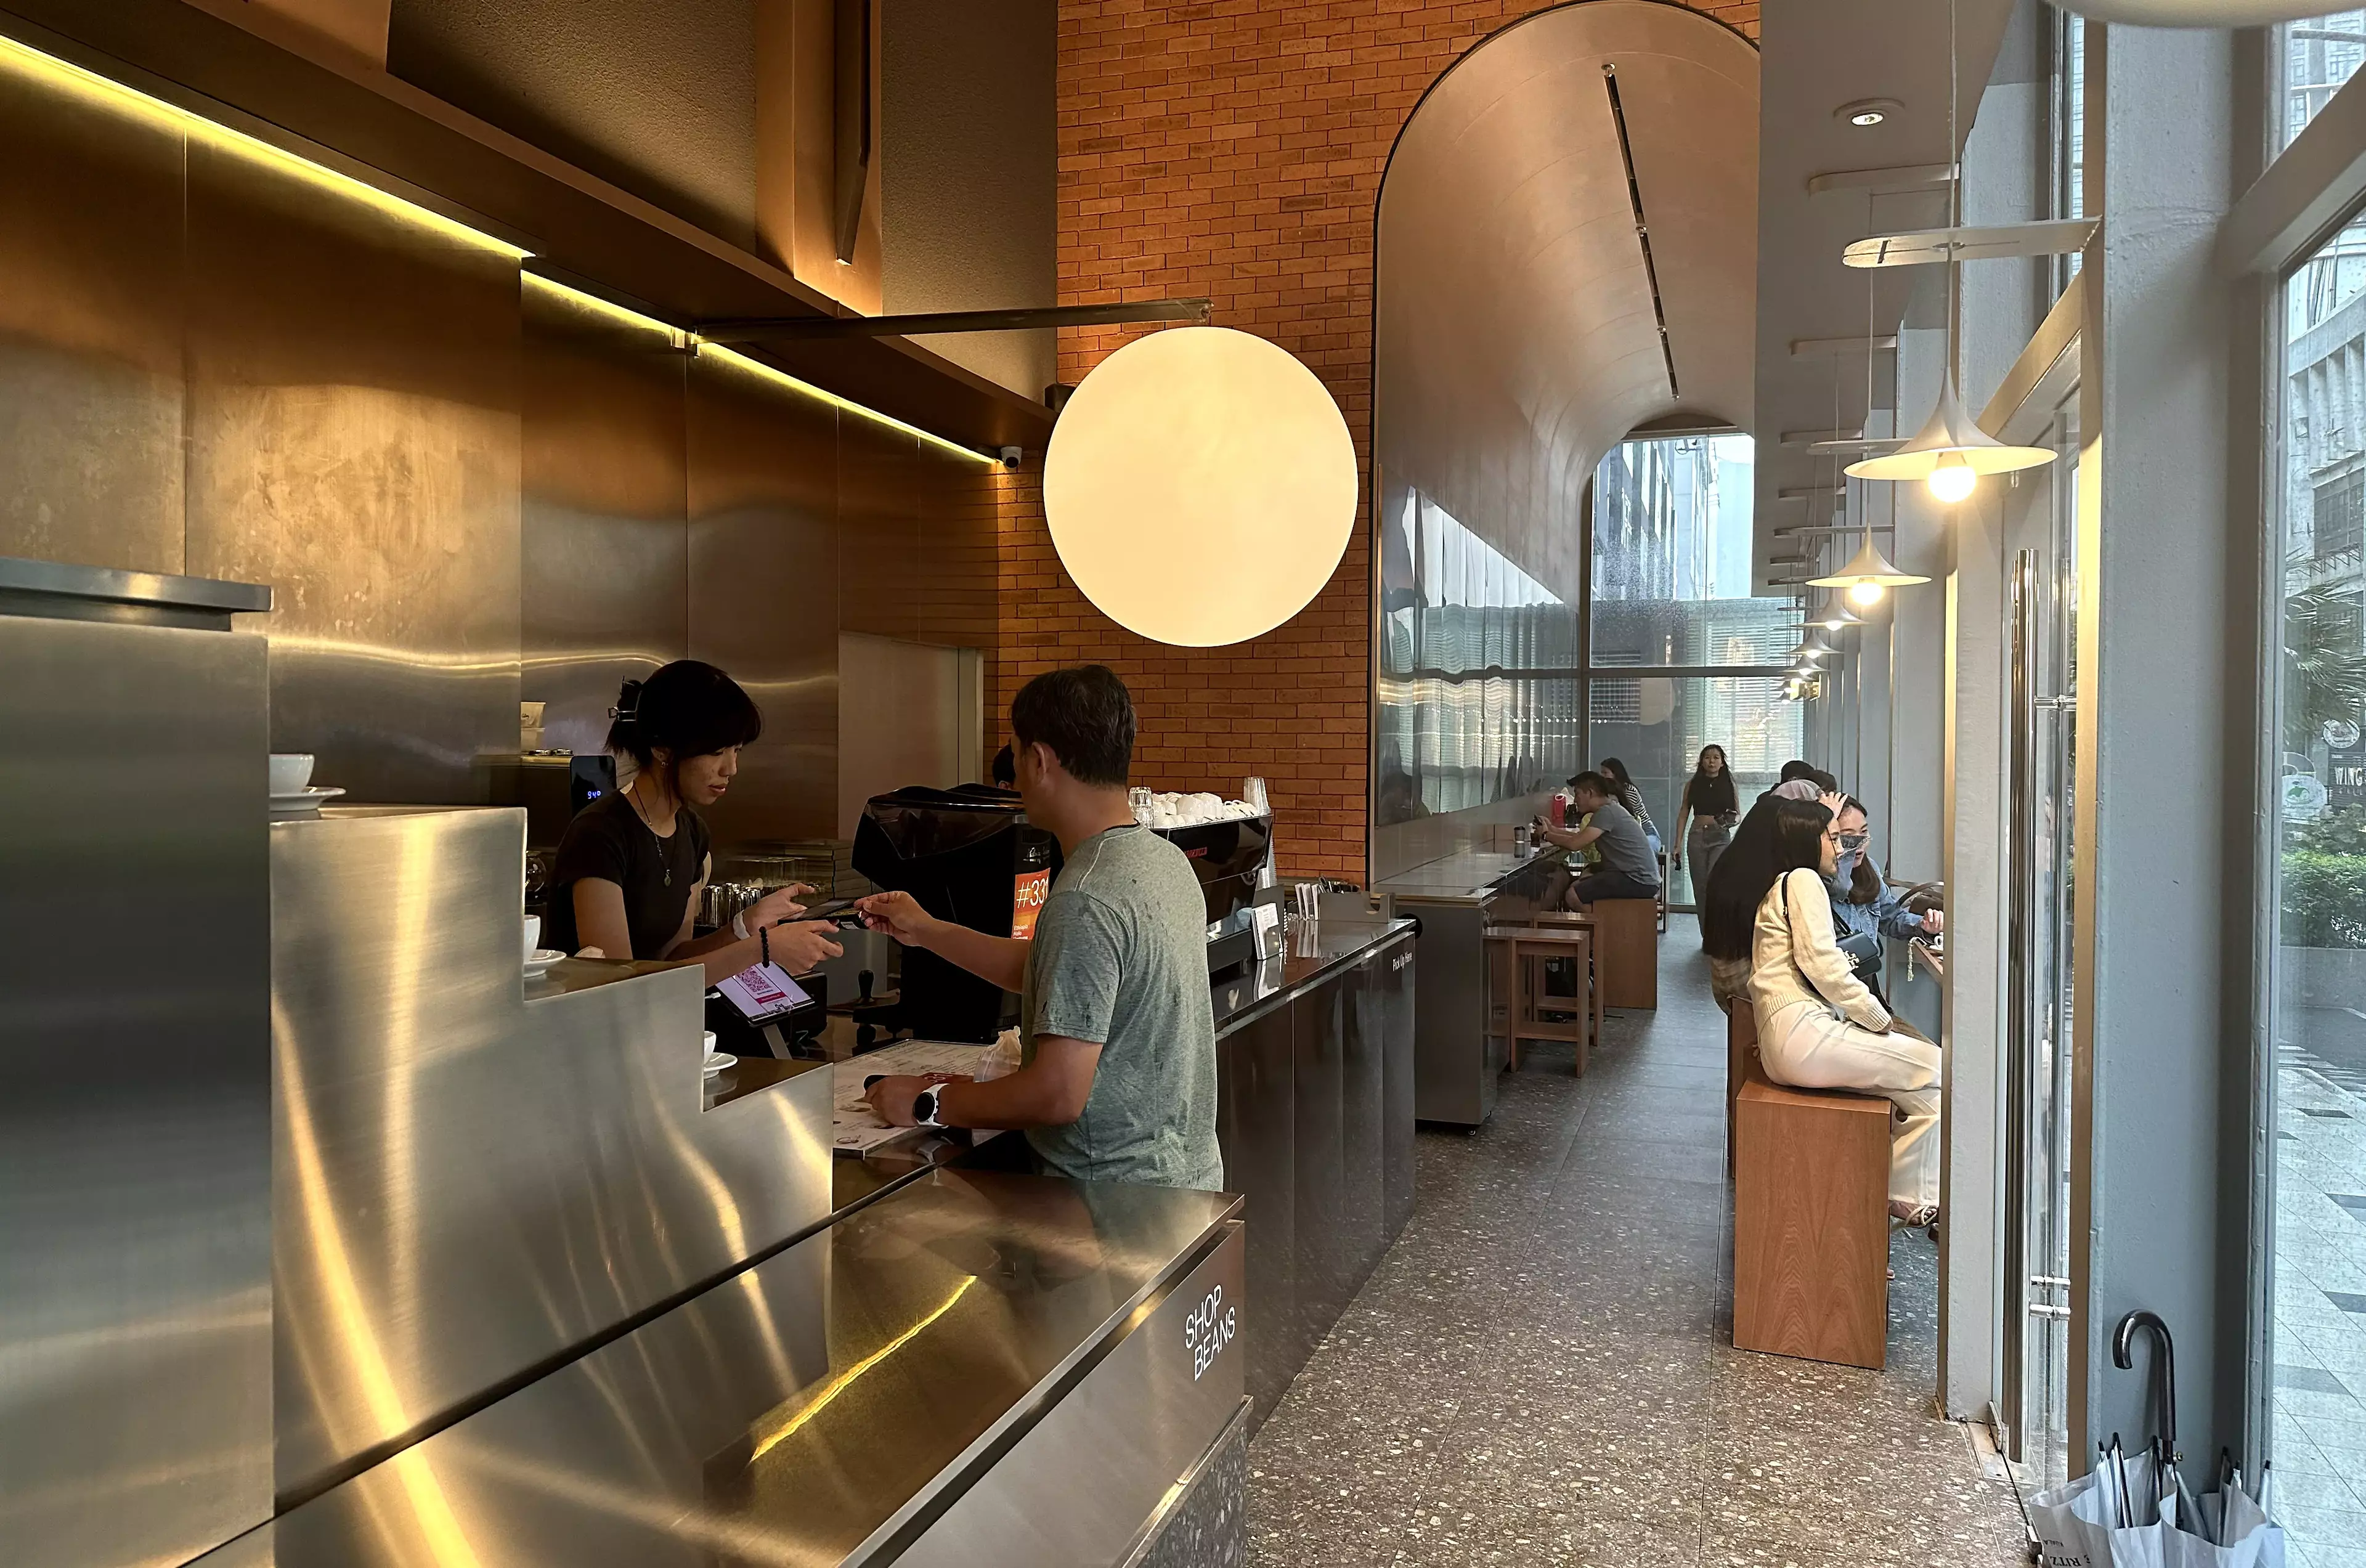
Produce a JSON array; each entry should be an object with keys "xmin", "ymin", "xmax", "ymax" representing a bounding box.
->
[
  {"xmin": 522, "ymin": 915, "xmax": 542, "ymax": 962},
  {"xmin": 269, "ymin": 753, "xmax": 316, "ymax": 795}
]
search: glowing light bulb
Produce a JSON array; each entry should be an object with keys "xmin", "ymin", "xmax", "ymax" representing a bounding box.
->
[
  {"xmin": 1927, "ymin": 452, "xmax": 1977, "ymax": 504},
  {"xmin": 1848, "ymin": 580, "xmax": 1885, "ymax": 607}
]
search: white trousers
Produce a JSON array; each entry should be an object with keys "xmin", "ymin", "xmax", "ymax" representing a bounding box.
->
[{"xmin": 1758, "ymin": 1001, "xmax": 1941, "ymax": 1210}]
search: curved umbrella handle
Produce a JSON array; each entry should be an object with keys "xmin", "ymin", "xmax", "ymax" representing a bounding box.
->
[{"xmin": 2113, "ymin": 1309, "xmax": 2177, "ymax": 1458}]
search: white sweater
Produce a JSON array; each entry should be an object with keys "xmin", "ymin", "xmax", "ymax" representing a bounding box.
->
[{"xmin": 1747, "ymin": 867, "xmax": 1892, "ymax": 1034}]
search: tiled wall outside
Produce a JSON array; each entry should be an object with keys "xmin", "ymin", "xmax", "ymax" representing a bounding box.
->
[{"xmin": 996, "ymin": 0, "xmax": 1760, "ymax": 882}]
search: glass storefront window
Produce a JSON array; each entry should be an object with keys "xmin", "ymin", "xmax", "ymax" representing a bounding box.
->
[
  {"xmin": 2267, "ymin": 212, "xmax": 2366, "ymax": 1545},
  {"xmin": 1588, "ymin": 675, "xmax": 1799, "ymax": 905},
  {"xmin": 1374, "ymin": 433, "xmax": 1799, "ymax": 879},
  {"xmin": 1374, "ymin": 494, "xmax": 1579, "ymax": 827},
  {"xmin": 1590, "ymin": 434, "xmax": 1794, "ymax": 666},
  {"xmin": 2051, "ymin": 7, "xmax": 2084, "ymax": 290},
  {"xmin": 2283, "ymin": 10, "xmax": 2366, "ymax": 150}
]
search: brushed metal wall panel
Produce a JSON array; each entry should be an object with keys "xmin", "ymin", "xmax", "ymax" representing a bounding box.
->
[
  {"xmin": 184, "ymin": 137, "xmax": 523, "ymax": 806},
  {"xmin": 837, "ymin": 416, "xmax": 917, "ymax": 641},
  {"xmin": 0, "ymin": 617, "xmax": 271, "ymax": 1568},
  {"xmin": 270, "ymin": 807, "xmax": 833, "ymax": 1498},
  {"xmin": 521, "ymin": 280, "xmax": 688, "ymax": 757},
  {"xmin": 0, "ymin": 55, "xmax": 186, "ymax": 575},
  {"xmin": 686, "ymin": 351, "xmax": 837, "ymax": 846}
]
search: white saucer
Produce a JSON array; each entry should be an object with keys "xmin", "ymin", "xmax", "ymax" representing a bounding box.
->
[
  {"xmin": 269, "ymin": 786, "xmax": 345, "ymax": 817},
  {"xmin": 522, "ymin": 948, "xmax": 566, "ymax": 978},
  {"xmin": 703, "ymin": 1050, "xmax": 736, "ymax": 1075}
]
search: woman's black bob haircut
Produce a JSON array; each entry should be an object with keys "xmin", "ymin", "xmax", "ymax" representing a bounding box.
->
[{"xmin": 607, "ymin": 660, "xmax": 763, "ymax": 777}]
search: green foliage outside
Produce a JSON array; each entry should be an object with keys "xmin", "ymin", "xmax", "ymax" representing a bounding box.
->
[{"xmin": 2282, "ymin": 585, "xmax": 2366, "ymax": 948}]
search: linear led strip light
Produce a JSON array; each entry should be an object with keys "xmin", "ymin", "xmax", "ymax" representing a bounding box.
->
[
  {"xmin": 0, "ymin": 30, "xmax": 999, "ymax": 467},
  {"xmin": 526, "ymin": 275, "xmax": 998, "ymax": 465}
]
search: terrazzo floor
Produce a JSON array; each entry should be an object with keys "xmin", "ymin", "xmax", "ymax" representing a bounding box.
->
[{"xmin": 1243, "ymin": 917, "xmax": 2031, "ymax": 1567}]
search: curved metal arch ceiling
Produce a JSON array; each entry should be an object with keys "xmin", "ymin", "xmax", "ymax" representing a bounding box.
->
[{"xmin": 1376, "ymin": 1, "xmax": 1758, "ymax": 605}]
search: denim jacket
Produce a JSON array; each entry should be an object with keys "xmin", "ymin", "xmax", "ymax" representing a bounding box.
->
[{"xmin": 1826, "ymin": 856, "xmax": 1929, "ymax": 946}]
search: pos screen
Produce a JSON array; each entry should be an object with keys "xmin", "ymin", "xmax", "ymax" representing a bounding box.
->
[{"xmin": 716, "ymin": 962, "xmax": 813, "ymax": 1025}]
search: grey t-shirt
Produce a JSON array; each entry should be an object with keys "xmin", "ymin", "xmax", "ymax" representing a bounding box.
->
[
  {"xmin": 1020, "ymin": 825, "xmax": 1224, "ymax": 1190},
  {"xmin": 1585, "ymin": 797, "xmax": 1660, "ymax": 884}
]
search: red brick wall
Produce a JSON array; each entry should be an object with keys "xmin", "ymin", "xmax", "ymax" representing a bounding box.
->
[{"xmin": 994, "ymin": 0, "xmax": 1760, "ymax": 882}]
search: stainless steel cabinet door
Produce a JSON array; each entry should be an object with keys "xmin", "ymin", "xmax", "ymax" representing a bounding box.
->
[{"xmin": 0, "ymin": 615, "xmax": 272, "ymax": 1568}]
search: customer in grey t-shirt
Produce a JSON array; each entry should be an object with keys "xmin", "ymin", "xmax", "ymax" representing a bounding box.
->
[
  {"xmin": 1020, "ymin": 824, "xmax": 1221, "ymax": 1188},
  {"xmin": 853, "ymin": 664, "xmax": 1224, "ymax": 1191},
  {"xmin": 1538, "ymin": 770, "xmax": 1662, "ymax": 908}
]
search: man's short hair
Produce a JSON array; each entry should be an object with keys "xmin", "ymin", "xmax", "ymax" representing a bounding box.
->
[
  {"xmin": 1567, "ymin": 770, "xmax": 1611, "ymax": 799},
  {"xmin": 1011, "ymin": 665, "xmax": 1136, "ymax": 787},
  {"xmin": 1779, "ymin": 758, "xmax": 1839, "ymax": 792}
]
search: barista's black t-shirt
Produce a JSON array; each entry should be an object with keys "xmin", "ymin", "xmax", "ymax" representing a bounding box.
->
[{"xmin": 546, "ymin": 793, "xmax": 709, "ymax": 959}]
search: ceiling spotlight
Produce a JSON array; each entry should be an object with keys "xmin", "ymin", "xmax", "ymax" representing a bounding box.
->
[{"xmin": 1836, "ymin": 98, "xmax": 1901, "ymax": 128}]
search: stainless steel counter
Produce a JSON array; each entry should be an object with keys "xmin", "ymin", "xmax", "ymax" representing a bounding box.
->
[
  {"xmin": 270, "ymin": 806, "xmax": 835, "ymax": 1504},
  {"xmin": 193, "ymin": 1171, "xmax": 1245, "ymax": 1567},
  {"xmin": 823, "ymin": 918, "xmax": 1421, "ymax": 1428},
  {"xmin": 1377, "ymin": 849, "xmax": 1561, "ymax": 1126},
  {"xmin": 1210, "ymin": 916, "xmax": 1419, "ymax": 1035},
  {"xmin": 1373, "ymin": 845, "xmax": 1556, "ymax": 903}
]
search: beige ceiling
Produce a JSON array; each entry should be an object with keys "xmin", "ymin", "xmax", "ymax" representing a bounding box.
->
[
  {"xmin": 1749, "ymin": 0, "xmax": 2014, "ymax": 587},
  {"xmin": 1375, "ymin": 0, "xmax": 1759, "ymax": 605}
]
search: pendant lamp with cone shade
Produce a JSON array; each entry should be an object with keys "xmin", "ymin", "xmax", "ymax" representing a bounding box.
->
[
  {"xmin": 1809, "ymin": 530, "xmax": 1930, "ymax": 605},
  {"xmin": 1815, "ymin": 595, "xmax": 1864, "ymax": 630},
  {"xmin": 1845, "ymin": 371, "xmax": 2054, "ymax": 487},
  {"xmin": 1844, "ymin": 0, "xmax": 2055, "ymax": 506}
]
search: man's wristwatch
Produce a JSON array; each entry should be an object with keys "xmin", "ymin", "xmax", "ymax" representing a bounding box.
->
[{"xmin": 913, "ymin": 1086, "xmax": 946, "ymax": 1129}]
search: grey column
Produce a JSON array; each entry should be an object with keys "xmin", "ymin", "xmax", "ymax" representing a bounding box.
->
[{"xmin": 2073, "ymin": 19, "xmax": 2254, "ymax": 1469}]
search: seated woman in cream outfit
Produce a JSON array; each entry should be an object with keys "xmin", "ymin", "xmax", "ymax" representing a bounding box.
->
[{"xmin": 1746, "ymin": 795, "xmax": 1942, "ymax": 1224}]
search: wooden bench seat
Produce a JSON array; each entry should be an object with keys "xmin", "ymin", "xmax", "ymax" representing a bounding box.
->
[
  {"xmin": 1589, "ymin": 897, "xmax": 1657, "ymax": 1009},
  {"xmin": 1732, "ymin": 1061, "xmax": 1892, "ymax": 1370},
  {"xmin": 1725, "ymin": 1000, "xmax": 1755, "ymax": 1176}
]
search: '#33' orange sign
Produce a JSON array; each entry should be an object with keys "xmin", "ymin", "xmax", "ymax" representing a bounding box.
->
[{"xmin": 1010, "ymin": 869, "xmax": 1051, "ymax": 938}]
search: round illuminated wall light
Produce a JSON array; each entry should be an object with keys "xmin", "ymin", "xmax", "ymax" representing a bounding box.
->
[
  {"xmin": 1043, "ymin": 327, "xmax": 1358, "ymax": 647},
  {"xmin": 1836, "ymin": 98, "xmax": 1901, "ymax": 128}
]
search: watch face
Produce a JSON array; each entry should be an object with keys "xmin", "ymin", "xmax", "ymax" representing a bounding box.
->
[{"xmin": 916, "ymin": 1088, "xmax": 940, "ymax": 1126}]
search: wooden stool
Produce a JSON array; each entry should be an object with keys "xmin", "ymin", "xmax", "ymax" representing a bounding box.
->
[
  {"xmin": 1491, "ymin": 909, "xmax": 1604, "ymax": 1042},
  {"xmin": 1483, "ymin": 925, "xmax": 1593, "ymax": 1074},
  {"xmin": 1588, "ymin": 898, "xmax": 1658, "ymax": 1009},
  {"xmin": 1732, "ymin": 1061, "xmax": 1892, "ymax": 1369}
]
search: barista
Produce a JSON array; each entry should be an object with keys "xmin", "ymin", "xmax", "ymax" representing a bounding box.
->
[{"xmin": 546, "ymin": 659, "xmax": 842, "ymax": 983}]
